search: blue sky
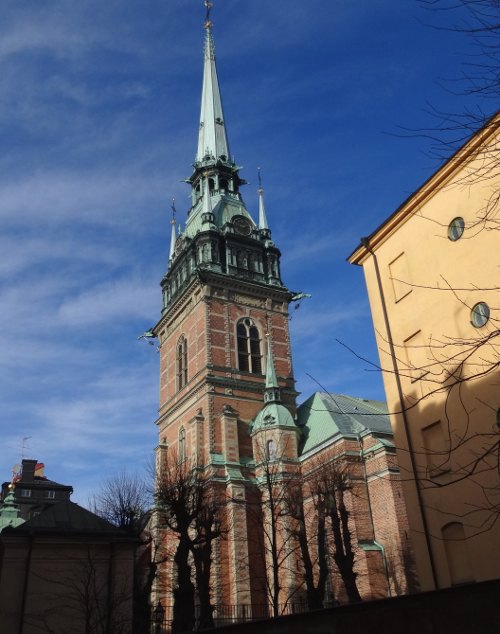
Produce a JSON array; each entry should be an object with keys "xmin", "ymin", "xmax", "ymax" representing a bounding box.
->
[{"xmin": 0, "ymin": 0, "xmax": 491, "ymax": 504}]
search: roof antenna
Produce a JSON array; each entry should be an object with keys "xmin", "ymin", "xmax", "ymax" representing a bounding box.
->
[{"xmin": 21, "ymin": 436, "xmax": 32, "ymax": 460}]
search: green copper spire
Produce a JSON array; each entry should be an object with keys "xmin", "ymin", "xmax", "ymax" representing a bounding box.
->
[
  {"xmin": 264, "ymin": 331, "xmax": 280, "ymax": 403},
  {"xmin": 168, "ymin": 199, "xmax": 177, "ymax": 263},
  {"xmin": 257, "ymin": 168, "xmax": 270, "ymax": 232},
  {"xmin": 0, "ymin": 486, "xmax": 24, "ymax": 532},
  {"xmin": 196, "ymin": 2, "xmax": 231, "ymax": 164},
  {"xmin": 159, "ymin": 2, "xmax": 287, "ymax": 313}
]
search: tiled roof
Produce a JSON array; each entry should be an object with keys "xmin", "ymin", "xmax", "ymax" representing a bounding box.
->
[{"xmin": 297, "ymin": 392, "xmax": 392, "ymax": 456}]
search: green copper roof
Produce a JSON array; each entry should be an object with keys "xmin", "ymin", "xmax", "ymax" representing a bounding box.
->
[
  {"xmin": 4, "ymin": 500, "xmax": 133, "ymax": 537},
  {"xmin": 297, "ymin": 392, "xmax": 392, "ymax": 455},
  {"xmin": 0, "ymin": 489, "xmax": 24, "ymax": 532},
  {"xmin": 184, "ymin": 192, "xmax": 256, "ymax": 239},
  {"xmin": 196, "ymin": 25, "xmax": 231, "ymax": 164},
  {"xmin": 251, "ymin": 402, "xmax": 296, "ymax": 433}
]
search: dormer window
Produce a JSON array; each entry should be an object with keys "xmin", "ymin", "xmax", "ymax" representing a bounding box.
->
[{"xmin": 237, "ymin": 319, "xmax": 262, "ymax": 374}]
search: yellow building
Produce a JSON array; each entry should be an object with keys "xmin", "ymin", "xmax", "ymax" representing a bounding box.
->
[{"xmin": 349, "ymin": 113, "xmax": 500, "ymax": 590}]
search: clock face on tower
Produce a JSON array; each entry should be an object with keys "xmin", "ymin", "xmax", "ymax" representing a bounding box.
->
[{"xmin": 233, "ymin": 216, "xmax": 252, "ymax": 236}]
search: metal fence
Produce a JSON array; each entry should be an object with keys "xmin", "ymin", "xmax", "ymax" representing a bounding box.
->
[{"xmin": 152, "ymin": 601, "xmax": 312, "ymax": 632}]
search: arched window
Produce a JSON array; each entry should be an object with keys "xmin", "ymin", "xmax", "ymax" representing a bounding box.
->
[
  {"xmin": 178, "ymin": 427, "xmax": 186, "ymax": 462},
  {"xmin": 176, "ymin": 336, "xmax": 188, "ymax": 390},
  {"xmin": 237, "ymin": 319, "xmax": 262, "ymax": 373}
]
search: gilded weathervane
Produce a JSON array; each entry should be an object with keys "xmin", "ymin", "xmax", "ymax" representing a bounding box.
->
[{"xmin": 204, "ymin": 0, "xmax": 213, "ymax": 29}]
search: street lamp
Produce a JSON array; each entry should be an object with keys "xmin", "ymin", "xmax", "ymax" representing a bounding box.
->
[{"xmin": 152, "ymin": 600, "xmax": 164, "ymax": 634}]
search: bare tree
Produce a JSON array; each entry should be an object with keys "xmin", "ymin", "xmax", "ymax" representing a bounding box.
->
[
  {"xmin": 248, "ymin": 434, "xmax": 302, "ymax": 617},
  {"xmin": 155, "ymin": 452, "xmax": 225, "ymax": 632},
  {"xmin": 90, "ymin": 472, "xmax": 149, "ymax": 533},
  {"xmin": 308, "ymin": 460, "xmax": 361, "ymax": 603},
  {"xmin": 282, "ymin": 473, "xmax": 330, "ymax": 610},
  {"xmin": 89, "ymin": 472, "xmax": 158, "ymax": 633},
  {"xmin": 406, "ymin": 1, "xmax": 500, "ymax": 229}
]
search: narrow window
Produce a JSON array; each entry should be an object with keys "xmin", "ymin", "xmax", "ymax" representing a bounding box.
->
[
  {"xmin": 267, "ymin": 439, "xmax": 276, "ymax": 461},
  {"xmin": 44, "ymin": 490, "xmax": 56, "ymax": 499},
  {"xmin": 422, "ymin": 420, "xmax": 449, "ymax": 476},
  {"xmin": 388, "ymin": 252, "xmax": 412, "ymax": 303},
  {"xmin": 176, "ymin": 336, "xmax": 188, "ymax": 390},
  {"xmin": 442, "ymin": 522, "xmax": 474, "ymax": 585},
  {"xmin": 236, "ymin": 319, "xmax": 262, "ymax": 374},
  {"xmin": 403, "ymin": 330, "xmax": 428, "ymax": 383},
  {"xmin": 249, "ymin": 326, "xmax": 262, "ymax": 373},
  {"xmin": 237, "ymin": 324, "xmax": 249, "ymax": 371},
  {"xmin": 178, "ymin": 427, "xmax": 186, "ymax": 462},
  {"xmin": 20, "ymin": 489, "xmax": 31, "ymax": 498}
]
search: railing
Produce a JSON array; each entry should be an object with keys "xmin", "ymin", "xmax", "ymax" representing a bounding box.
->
[{"xmin": 152, "ymin": 601, "xmax": 313, "ymax": 632}]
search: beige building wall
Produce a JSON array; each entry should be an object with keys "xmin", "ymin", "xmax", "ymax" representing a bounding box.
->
[
  {"xmin": 0, "ymin": 537, "xmax": 135, "ymax": 633},
  {"xmin": 349, "ymin": 116, "xmax": 500, "ymax": 590}
]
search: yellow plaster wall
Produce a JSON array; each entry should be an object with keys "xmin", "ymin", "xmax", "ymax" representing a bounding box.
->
[{"xmin": 356, "ymin": 124, "xmax": 500, "ymax": 590}]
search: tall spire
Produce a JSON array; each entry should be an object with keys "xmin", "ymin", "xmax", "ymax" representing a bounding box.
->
[
  {"xmin": 169, "ymin": 198, "xmax": 177, "ymax": 263},
  {"xmin": 264, "ymin": 329, "xmax": 280, "ymax": 404},
  {"xmin": 257, "ymin": 168, "xmax": 269, "ymax": 231},
  {"xmin": 196, "ymin": 2, "xmax": 231, "ymax": 164}
]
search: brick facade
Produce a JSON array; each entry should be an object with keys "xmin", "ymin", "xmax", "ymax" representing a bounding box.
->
[
  {"xmin": 150, "ymin": 15, "xmax": 417, "ymax": 621},
  {"xmin": 152, "ymin": 268, "xmax": 417, "ymax": 612}
]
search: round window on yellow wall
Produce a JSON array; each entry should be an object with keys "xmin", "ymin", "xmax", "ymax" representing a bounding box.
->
[
  {"xmin": 471, "ymin": 302, "xmax": 490, "ymax": 328},
  {"xmin": 448, "ymin": 217, "xmax": 465, "ymax": 241}
]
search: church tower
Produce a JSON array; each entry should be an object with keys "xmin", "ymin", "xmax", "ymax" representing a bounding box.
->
[{"xmin": 153, "ymin": 4, "xmax": 297, "ymax": 607}]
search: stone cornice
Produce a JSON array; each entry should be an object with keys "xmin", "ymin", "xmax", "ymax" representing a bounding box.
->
[{"xmin": 198, "ymin": 269, "xmax": 291, "ymax": 303}]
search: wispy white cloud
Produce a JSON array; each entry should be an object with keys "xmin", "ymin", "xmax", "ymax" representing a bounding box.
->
[
  {"xmin": 0, "ymin": 0, "xmax": 468, "ymax": 504},
  {"xmin": 56, "ymin": 276, "xmax": 157, "ymax": 327},
  {"xmin": 0, "ymin": 235, "xmax": 123, "ymax": 277},
  {"xmin": 0, "ymin": 168, "xmax": 164, "ymax": 228}
]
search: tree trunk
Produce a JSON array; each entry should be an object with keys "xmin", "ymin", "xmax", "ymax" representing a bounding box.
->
[
  {"xmin": 293, "ymin": 501, "xmax": 329, "ymax": 610},
  {"xmin": 269, "ymin": 496, "xmax": 281, "ymax": 616},
  {"xmin": 192, "ymin": 540, "xmax": 215, "ymax": 630},
  {"xmin": 172, "ymin": 536, "xmax": 195, "ymax": 633},
  {"xmin": 329, "ymin": 490, "xmax": 361, "ymax": 603}
]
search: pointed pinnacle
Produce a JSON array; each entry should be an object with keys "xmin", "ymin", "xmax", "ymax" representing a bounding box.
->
[
  {"xmin": 258, "ymin": 168, "xmax": 269, "ymax": 230},
  {"xmin": 169, "ymin": 200, "xmax": 177, "ymax": 262},
  {"xmin": 265, "ymin": 331, "xmax": 279, "ymax": 390}
]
